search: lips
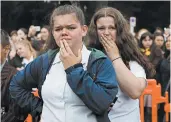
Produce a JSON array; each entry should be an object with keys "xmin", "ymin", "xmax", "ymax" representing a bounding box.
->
[{"xmin": 61, "ymin": 38, "xmax": 71, "ymax": 41}]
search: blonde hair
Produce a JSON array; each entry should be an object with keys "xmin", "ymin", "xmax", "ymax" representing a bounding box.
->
[{"xmin": 15, "ymin": 39, "xmax": 37, "ymax": 58}]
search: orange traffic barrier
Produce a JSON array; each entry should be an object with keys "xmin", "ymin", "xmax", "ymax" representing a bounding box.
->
[
  {"xmin": 32, "ymin": 89, "xmax": 40, "ymax": 98},
  {"xmin": 139, "ymin": 79, "xmax": 169, "ymax": 122},
  {"xmin": 164, "ymin": 92, "xmax": 170, "ymax": 122},
  {"xmin": 24, "ymin": 114, "xmax": 32, "ymax": 122}
]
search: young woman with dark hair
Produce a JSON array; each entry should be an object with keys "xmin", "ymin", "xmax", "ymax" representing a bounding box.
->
[{"xmin": 87, "ymin": 7, "xmax": 155, "ymax": 122}]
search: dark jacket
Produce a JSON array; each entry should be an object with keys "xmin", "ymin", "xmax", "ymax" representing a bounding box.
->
[
  {"xmin": 1, "ymin": 62, "xmax": 27, "ymax": 122},
  {"xmin": 150, "ymin": 46, "xmax": 163, "ymax": 68},
  {"xmin": 156, "ymin": 56, "xmax": 170, "ymax": 95},
  {"xmin": 9, "ymin": 48, "xmax": 118, "ymax": 122}
]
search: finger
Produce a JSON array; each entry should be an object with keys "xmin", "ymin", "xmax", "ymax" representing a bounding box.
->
[
  {"xmin": 63, "ymin": 39, "xmax": 73, "ymax": 55},
  {"xmin": 102, "ymin": 35, "xmax": 113, "ymax": 46},
  {"xmin": 101, "ymin": 35, "xmax": 111, "ymax": 47},
  {"xmin": 101, "ymin": 36, "xmax": 109, "ymax": 49},
  {"xmin": 104, "ymin": 35, "xmax": 115, "ymax": 46},
  {"xmin": 100, "ymin": 39, "xmax": 108, "ymax": 51},
  {"xmin": 60, "ymin": 40, "xmax": 67, "ymax": 54},
  {"xmin": 59, "ymin": 47, "xmax": 64, "ymax": 60},
  {"xmin": 60, "ymin": 40, "xmax": 64, "ymax": 49}
]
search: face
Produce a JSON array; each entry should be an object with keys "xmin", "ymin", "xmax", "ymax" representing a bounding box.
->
[
  {"xmin": 29, "ymin": 26, "xmax": 36, "ymax": 36},
  {"xmin": 154, "ymin": 36, "xmax": 164, "ymax": 48},
  {"xmin": 17, "ymin": 30, "xmax": 27, "ymax": 41},
  {"xmin": 52, "ymin": 13, "xmax": 87, "ymax": 49},
  {"xmin": 16, "ymin": 44, "xmax": 29, "ymax": 58},
  {"xmin": 11, "ymin": 34, "xmax": 18, "ymax": 43},
  {"xmin": 36, "ymin": 33, "xmax": 42, "ymax": 41},
  {"xmin": 166, "ymin": 36, "xmax": 171, "ymax": 50},
  {"xmin": 41, "ymin": 28, "xmax": 49, "ymax": 41},
  {"xmin": 96, "ymin": 16, "xmax": 116, "ymax": 42},
  {"xmin": 142, "ymin": 36, "xmax": 153, "ymax": 48}
]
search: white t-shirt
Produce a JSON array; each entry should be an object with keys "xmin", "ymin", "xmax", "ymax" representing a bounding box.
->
[{"xmin": 109, "ymin": 61, "xmax": 146, "ymax": 122}]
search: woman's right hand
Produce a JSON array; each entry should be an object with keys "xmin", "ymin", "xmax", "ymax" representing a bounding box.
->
[{"xmin": 100, "ymin": 34, "xmax": 120, "ymax": 60}]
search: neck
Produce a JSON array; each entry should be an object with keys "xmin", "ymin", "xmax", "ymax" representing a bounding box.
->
[{"xmin": 25, "ymin": 52, "xmax": 32, "ymax": 60}]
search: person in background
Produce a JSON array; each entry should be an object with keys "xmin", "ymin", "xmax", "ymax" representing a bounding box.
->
[
  {"xmin": 139, "ymin": 32, "xmax": 163, "ymax": 122},
  {"xmin": 1, "ymin": 29, "xmax": 27, "ymax": 122},
  {"xmin": 40, "ymin": 25, "xmax": 50, "ymax": 52},
  {"xmin": 8, "ymin": 30, "xmax": 23, "ymax": 69},
  {"xmin": 31, "ymin": 32, "xmax": 44, "ymax": 56},
  {"xmin": 28, "ymin": 25, "xmax": 37, "ymax": 41},
  {"xmin": 36, "ymin": 33, "xmax": 42, "ymax": 41},
  {"xmin": 87, "ymin": 7, "xmax": 155, "ymax": 122},
  {"xmin": 157, "ymin": 35, "xmax": 170, "ymax": 122},
  {"xmin": 135, "ymin": 28, "xmax": 149, "ymax": 41},
  {"xmin": 153, "ymin": 27, "xmax": 164, "ymax": 34},
  {"xmin": 10, "ymin": 30, "xmax": 18, "ymax": 44},
  {"xmin": 15, "ymin": 39, "xmax": 37, "ymax": 70},
  {"xmin": 9, "ymin": 30, "xmax": 18, "ymax": 60},
  {"xmin": 139, "ymin": 32, "xmax": 163, "ymax": 69},
  {"xmin": 9, "ymin": 5, "xmax": 118, "ymax": 122},
  {"xmin": 153, "ymin": 32, "xmax": 165, "ymax": 53},
  {"xmin": 17, "ymin": 28, "xmax": 29, "ymax": 41}
]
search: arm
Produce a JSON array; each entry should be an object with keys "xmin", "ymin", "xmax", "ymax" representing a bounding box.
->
[
  {"xmin": 112, "ymin": 58, "xmax": 146, "ymax": 99},
  {"xmin": 9, "ymin": 56, "xmax": 43, "ymax": 117},
  {"xmin": 65, "ymin": 58, "xmax": 118, "ymax": 115},
  {"xmin": 100, "ymin": 34, "xmax": 146, "ymax": 99}
]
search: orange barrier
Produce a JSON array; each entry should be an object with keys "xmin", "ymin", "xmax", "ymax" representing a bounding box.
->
[
  {"xmin": 24, "ymin": 89, "xmax": 39, "ymax": 122},
  {"xmin": 164, "ymin": 92, "xmax": 170, "ymax": 122},
  {"xmin": 139, "ymin": 79, "xmax": 169, "ymax": 122},
  {"xmin": 31, "ymin": 89, "xmax": 40, "ymax": 98},
  {"xmin": 24, "ymin": 114, "xmax": 32, "ymax": 122}
]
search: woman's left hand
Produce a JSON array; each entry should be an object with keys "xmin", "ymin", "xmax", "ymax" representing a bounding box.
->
[
  {"xmin": 59, "ymin": 40, "xmax": 82, "ymax": 69},
  {"xmin": 100, "ymin": 34, "xmax": 120, "ymax": 60}
]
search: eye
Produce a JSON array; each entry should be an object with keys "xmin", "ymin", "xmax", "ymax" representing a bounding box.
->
[
  {"xmin": 109, "ymin": 26, "xmax": 116, "ymax": 30},
  {"xmin": 55, "ymin": 28, "xmax": 62, "ymax": 32},
  {"xmin": 97, "ymin": 27, "xmax": 105, "ymax": 30},
  {"xmin": 67, "ymin": 26, "xmax": 76, "ymax": 30}
]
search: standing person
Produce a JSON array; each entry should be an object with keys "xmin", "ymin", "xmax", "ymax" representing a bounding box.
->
[
  {"xmin": 9, "ymin": 5, "xmax": 118, "ymax": 122},
  {"xmin": 157, "ymin": 35, "xmax": 170, "ymax": 122},
  {"xmin": 17, "ymin": 28, "xmax": 29, "ymax": 41},
  {"xmin": 28, "ymin": 25, "xmax": 37, "ymax": 41},
  {"xmin": 139, "ymin": 32, "xmax": 163, "ymax": 70},
  {"xmin": 40, "ymin": 25, "xmax": 50, "ymax": 52},
  {"xmin": 153, "ymin": 32, "xmax": 165, "ymax": 52},
  {"xmin": 15, "ymin": 39, "xmax": 37, "ymax": 70},
  {"xmin": 87, "ymin": 7, "xmax": 155, "ymax": 122},
  {"xmin": 1, "ymin": 29, "xmax": 27, "ymax": 122}
]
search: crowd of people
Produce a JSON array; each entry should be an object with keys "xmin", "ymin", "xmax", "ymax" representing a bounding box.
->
[{"xmin": 1, "ymin": 4, "xmax": 170, "ymax": 122}]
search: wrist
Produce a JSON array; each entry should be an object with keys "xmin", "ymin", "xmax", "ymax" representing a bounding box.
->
[
  {"xmin": 111, "ymin": 56, "xmax": 121, "ymax": 63},
  {"xmin": 65, "ymin": 63, "xmax": 83, "ymax": 74}
]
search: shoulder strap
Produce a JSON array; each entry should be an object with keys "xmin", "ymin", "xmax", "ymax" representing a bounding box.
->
[{"xmin": 87, "ymin": 48, "xmax": 106, "ymax": 81}]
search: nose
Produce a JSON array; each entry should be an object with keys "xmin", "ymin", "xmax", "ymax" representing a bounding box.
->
[
  {"xmin": 104, "ymin": 28, "xmax": 110, "ymax": 36},
  {"xmin": 61, "ymin": 28, "xmax": 68, "ymax": 36}
]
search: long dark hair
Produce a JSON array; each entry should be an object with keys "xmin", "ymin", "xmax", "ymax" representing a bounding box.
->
[
  {"xmin": 87, "ymin": 7, "xmax": 155, "ymax": 78},
  {"xmin": 139, "ymin": 32, "xmax": 163, "ymax": 66}
]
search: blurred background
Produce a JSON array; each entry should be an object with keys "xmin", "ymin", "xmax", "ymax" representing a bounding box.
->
[{"xmin": 1, "ymin": 1, "xmax": 170, "ymax": 33}]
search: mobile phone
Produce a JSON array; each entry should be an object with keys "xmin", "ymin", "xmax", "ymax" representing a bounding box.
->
[{"xmin": 35, "ymin": 26, "xmax": 41, "ymax": 32}]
